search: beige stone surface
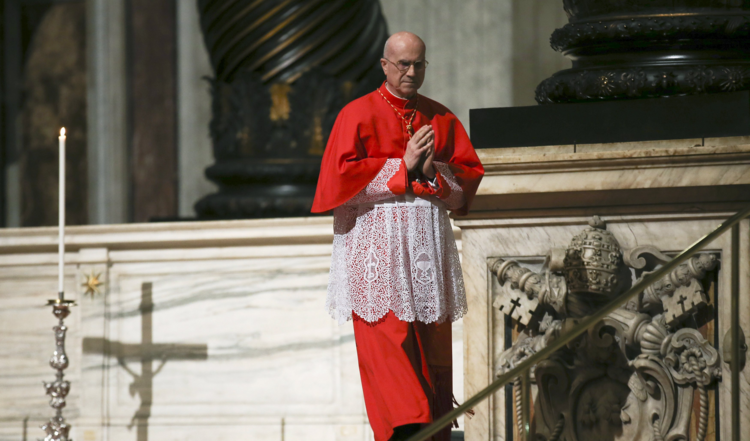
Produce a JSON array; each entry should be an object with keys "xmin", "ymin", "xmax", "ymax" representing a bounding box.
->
[
  {"xmin": 704, "ymin": 135, "xmax": 750, "ymax": 147},
  {"xmin": 575, "ymin": 137, "xmax": 702, "ymax": 153},
  {"xmin": 0, "ymin": 217, "xmax": 464, "ymax": 441},
  {"xmin": 474, "ymin": 143, "xmax": 750, "ymax": 196},
  {"xmin": 476, "ymin": 145, "xmax": 575, "ymax": 161}
]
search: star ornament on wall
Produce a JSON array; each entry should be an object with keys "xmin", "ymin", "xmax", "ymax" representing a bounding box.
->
[{"xmin": 81, "ymin": 271, "xmax": 104, "ymax": 297}]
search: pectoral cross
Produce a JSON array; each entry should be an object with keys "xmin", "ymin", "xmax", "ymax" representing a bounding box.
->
[{"xmin": 83, "ymin": 282, "xmax": 208, "ymax": 441}]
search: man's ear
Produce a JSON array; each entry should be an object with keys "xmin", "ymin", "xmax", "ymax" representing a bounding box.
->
[{"xmin": 380, "ymin": 59, "xmax": 388, "ymax": 76}]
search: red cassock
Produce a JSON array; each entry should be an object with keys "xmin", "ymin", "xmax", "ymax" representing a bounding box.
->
[{"xmin": 313, "ymin": 83, "xmax": 484, "ymax": 441}]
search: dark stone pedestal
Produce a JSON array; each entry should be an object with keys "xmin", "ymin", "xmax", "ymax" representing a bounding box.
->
[
  {"xmin": 471, "ymin": 91, "xmax": 750, "ymax": 148},
  {"xmin": 537, "ymin": 0, "xmax": 750, "ymax": 104}
]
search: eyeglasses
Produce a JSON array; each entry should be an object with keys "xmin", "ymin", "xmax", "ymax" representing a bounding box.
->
[{"xmin": 383, "ymin": 58, "xmax": 429, "ymax": 74}]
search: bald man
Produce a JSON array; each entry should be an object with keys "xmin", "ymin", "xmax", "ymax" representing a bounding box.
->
[{"xmin": 312, "ymin": 32, "xmax": 484, "ymax": 441}]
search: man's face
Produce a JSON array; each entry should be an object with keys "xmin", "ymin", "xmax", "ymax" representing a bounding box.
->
[{"xmin": 380, "ymin": 39, "xmax": 427, "ymax": 98}]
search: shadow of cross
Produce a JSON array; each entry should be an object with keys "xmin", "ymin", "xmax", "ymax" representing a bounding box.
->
[{"xmin": 82, "ymin": 282, "xmax": 208, "ymax": 441}]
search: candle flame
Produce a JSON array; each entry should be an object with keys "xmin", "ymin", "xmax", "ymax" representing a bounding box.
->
[{"xmin": 60, "ymin": 127, "xmax": 66, "ymax": 137}]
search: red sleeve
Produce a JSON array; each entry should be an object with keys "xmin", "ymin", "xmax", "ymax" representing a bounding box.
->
[
  {"xmin": 431, "ymin": 162, "xmax": 466, "ymax": 210},
  {"xmin": 311, "ymin": 106, "xmax": 407, "ymax": 213},
  {"xmin": 448, "ymin": 117, "xmax": 484, "ymax": 215},
  {"xmin": 422, "ymin": 115, "xmax": 484, "ymax": 215}
]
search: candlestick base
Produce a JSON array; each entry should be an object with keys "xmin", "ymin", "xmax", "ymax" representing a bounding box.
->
[
  {"xmin": 40, "ymin": 414, "xmax": 71, "ymax": 441},
  {"xmin": 42, "ymin": 296, "xmax": 75, "ymax": 440}
]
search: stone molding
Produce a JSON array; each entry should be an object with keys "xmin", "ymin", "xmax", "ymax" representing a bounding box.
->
[
  {"xmin": 477, "ymin": 144, "xmax": 750, "ymax": 174},
  {"xmin": 0, "ymin": 217, "xmax": 336, "ymax": 253}
]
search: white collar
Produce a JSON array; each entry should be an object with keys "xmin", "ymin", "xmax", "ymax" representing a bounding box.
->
[{"xmin": 385, "ymin": 83, "xmax": 414, "ymax": 100}]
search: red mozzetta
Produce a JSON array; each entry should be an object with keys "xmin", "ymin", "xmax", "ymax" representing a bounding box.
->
[{"xmin": 312, "ymin": 83, "xmax": 484, "ymax": 216}]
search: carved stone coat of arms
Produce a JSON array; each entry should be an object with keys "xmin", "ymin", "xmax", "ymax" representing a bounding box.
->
[{"xmin": 490, "ymin": 217, "xmax": 735, "ymax": 441}]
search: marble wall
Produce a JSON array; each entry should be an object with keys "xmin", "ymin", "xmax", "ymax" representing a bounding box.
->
[
  {"xmin": 457, "ymin": 137, "xmax": 750, "ymax": 440},
  {"xmin": 0, "ymin": 218, "xmax": 464, "ymax": 441}
]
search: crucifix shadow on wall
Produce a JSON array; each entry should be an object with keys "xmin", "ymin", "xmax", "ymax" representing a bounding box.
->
[{"xmin": 83, "ymin": 282, "xmax": 209, "ymax": 441}]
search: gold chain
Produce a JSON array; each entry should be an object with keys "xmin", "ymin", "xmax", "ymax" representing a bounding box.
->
[{"xmin": 378, "ymin": 86, "xmax": 419, "ymax": 138}]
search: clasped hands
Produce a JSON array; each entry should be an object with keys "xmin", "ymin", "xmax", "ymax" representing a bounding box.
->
[{"xmin": 403, "ymin": 125, "xmax": 436, "ymax": 180}]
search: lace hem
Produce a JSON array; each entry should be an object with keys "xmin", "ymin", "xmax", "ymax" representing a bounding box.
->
[{"xmin": 327, "ymin": 196, "xmax": 468, "ymax": 325}]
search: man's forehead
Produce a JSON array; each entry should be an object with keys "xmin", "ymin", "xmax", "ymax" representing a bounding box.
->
[
  {"xmin": 388, "ymin": 44, "xmax": 425, "ymax": 60},
  {"xmin": 384, "ymin": 32, "xmax": 426, "ymax": 58}
]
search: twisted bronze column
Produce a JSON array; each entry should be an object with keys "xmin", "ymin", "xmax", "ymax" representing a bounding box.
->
[{"xmin": 195, "ymin": 0, "xmax": 388, "ymax": 218}]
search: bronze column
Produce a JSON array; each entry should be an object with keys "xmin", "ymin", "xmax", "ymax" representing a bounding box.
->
[{"xmin": 195, "ymin": 0, "xmax": 388, "ymax": 219}]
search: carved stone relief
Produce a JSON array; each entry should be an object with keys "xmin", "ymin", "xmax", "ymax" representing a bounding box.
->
[{"xmin": 490, "ymin": 216, "xmax": 721, "ymax": 441}]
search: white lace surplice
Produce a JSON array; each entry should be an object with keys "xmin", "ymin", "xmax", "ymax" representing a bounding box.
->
[{"xmin": 327, "ymin": 158, "xmax": 468, "ymax": 324}]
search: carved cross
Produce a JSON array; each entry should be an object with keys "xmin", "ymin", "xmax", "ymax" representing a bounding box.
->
[
  {"xmin": 365, "ymin": 251, "xmax": 379, "ymax": 282},
  {"xmin": 662, "ymin": 278, "xmax": 707, "ymax": 326},
  {"xmin": 676, "ymin": 294, "xmax": 688, "ymax": 313},
  {"xmin": 510, "ymin": 296, "xmax": 522, "ymax": 311},
  {"xmin": 494, "ymin": 283, "xmax": 540, "ymax": 326}
]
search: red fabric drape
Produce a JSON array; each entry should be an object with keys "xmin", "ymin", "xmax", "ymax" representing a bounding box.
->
[
  {"xmin": 353, "ymin": 311, "xmax": 453, "ymax": 441},
  {"xmin": 312, "ymin": 83, "xmax": 484, "ymax": 215}
]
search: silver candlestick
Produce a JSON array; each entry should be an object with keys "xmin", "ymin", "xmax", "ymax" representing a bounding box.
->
[{"xmin": 41, "ymin": 298, "xmax": 75, "ymax": 441}]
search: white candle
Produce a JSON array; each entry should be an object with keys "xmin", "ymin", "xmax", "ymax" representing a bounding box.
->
[{"xmin": 58, "ymin": 127, "xmax": 66, "ymax": 299}]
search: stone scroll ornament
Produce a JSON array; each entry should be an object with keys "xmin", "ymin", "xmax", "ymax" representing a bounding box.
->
[
  {"xmin": 490, "ymin": 216, "xmax": 721, "ymax": 441},
  {"xmin": 195, "ymin": 0, "xmax": 388, "ymax": 219},
  {"xmin": 535, "ymin": 1, "xmax": 750, "ymax": 103}
]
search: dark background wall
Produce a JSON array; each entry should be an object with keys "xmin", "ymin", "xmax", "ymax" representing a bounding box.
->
[
  {"xmin": 128, "ymin": 0, "xmax": 177, "ymax": 223},
  {"xmin": 0, "ymin": 0, "xmax": 568, "ymax": 227},
  {"xmin": 0, "ymin": 0, "xmax": 179, "ymax": 227}
]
